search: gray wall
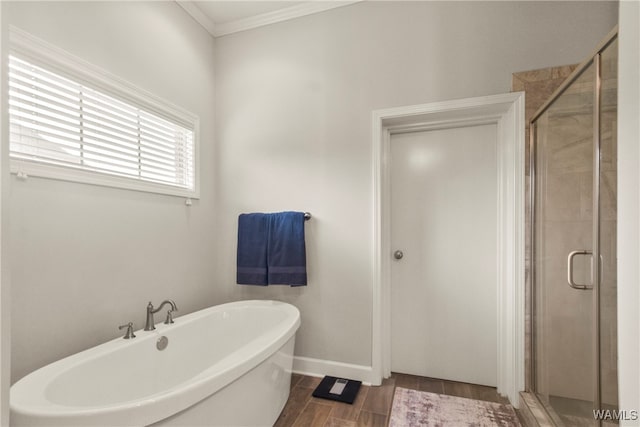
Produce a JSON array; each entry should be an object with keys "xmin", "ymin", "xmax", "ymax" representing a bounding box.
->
[
  {"xmin": 213, "ymin": 1, "xmax": 618, "ymax": 368},
  {"xmin": 6, "ymin": 1, "xmax": 217, "ymax": 382}
]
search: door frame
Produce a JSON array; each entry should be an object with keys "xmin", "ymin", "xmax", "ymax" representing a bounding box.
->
[{"xmin": 371, "ymin": 92, "xmax": 525, "ymax": 406}]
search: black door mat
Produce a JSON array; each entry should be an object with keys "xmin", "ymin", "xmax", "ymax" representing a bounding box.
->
[{"xmin": 312, "ymin": 376, "xmax": 362, "ymax": 404}]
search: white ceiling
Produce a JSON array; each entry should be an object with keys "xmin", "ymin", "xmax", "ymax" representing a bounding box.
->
[{"xmin": 176, "ymin": 0, "xmax": 362, "ymax": 37}]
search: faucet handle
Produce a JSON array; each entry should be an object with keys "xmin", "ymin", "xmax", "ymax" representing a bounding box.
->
[
  {"xmin": 164, "ymin": 310, "xmax": 175, "ymax": 324},
  {"xmin": 118, "ymin": 322, "xmax": 136, "ymax": 339}
]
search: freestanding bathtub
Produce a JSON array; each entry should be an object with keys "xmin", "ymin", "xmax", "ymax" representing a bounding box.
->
[{"xmin": 10, "ymin": 300, "xmax": 300, "ymax": 426}]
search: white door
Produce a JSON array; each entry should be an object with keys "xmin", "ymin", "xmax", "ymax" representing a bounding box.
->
[{"xmin": 390, "ymin": 124, "xmax": 498, "ymax": 387}]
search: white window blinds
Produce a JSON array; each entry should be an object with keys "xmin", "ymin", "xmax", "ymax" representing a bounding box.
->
[{"xmin": 8, "ymin": 54, "xmax": 196, "ymax": 195}]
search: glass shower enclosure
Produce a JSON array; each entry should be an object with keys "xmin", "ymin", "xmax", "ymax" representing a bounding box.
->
[{"xmin": 530, "ymin": 30, "xmax": 618, "ymax": 426}]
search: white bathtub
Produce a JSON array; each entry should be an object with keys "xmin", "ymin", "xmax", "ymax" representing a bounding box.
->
[{"xmin": 11, "ymin": 300, "xmax": 300, "ymax": 426}]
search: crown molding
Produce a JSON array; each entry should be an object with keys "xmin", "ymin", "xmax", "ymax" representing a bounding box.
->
[
  {"xmin": 177, "ymin": 1, "xmax": 363, "ymax": 38},
  {"xmin": 176, "ymin": 1, "xmax": 217, "ymax": 36}
]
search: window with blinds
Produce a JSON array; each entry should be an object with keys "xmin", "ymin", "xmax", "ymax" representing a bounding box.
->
[{"xmin": 8, "ymin": 54, "xmax": 197, "ymax": 197}]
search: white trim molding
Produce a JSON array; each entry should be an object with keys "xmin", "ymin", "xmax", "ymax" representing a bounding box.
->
[
  {"xmin": 177, "ymin": 1, "xmax": 363, "ymax": 38},
  {"xmin": 175, "ymin": 1, "xmax": 217, "ymax": 36},
  {"xmin": 292, "ymin": 356, "xmax": 374, "ymax": 385},
  {"xmin": 371, "ymin": 93, "xmax": 525, "ymax": 406}
]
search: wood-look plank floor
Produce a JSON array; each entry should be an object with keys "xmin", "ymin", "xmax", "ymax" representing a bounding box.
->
[{"xmin": 275, "ymin": 372, "xmax": 515, "ymax": 427}]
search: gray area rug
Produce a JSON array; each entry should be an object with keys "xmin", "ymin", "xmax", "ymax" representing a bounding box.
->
[{"xmin": 389, "ymin": 387, "xmax": 521, "ymax": 427}]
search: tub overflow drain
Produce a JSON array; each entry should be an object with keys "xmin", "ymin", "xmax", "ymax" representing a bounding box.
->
[{"xmin": 157, "ymin": 336, "xmax": 168, "ymax": 351}]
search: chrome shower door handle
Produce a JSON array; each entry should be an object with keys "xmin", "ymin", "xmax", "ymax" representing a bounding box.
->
[{"xmin": 567, "ymin": 250, "xmax": 594, "ymax": 290}]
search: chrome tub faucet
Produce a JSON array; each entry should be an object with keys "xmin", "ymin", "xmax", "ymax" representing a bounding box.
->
[{"xmin": 145, "ymin": 300, "xmax": 178, "ymax": 331}]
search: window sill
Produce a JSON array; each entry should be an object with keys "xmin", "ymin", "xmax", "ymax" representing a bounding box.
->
[{"xmin": 11, "ymin": 159, "xmax": 200, "ymax": 200}]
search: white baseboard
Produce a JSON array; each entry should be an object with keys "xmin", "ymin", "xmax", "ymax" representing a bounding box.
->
[{"xmin": 292, "ymin": 356, "xmax": 374, "ymax": 386}]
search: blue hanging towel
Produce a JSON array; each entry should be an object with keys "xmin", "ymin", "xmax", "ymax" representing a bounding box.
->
[
  {"xmin": 236, "ymin": 213, "xmax": 269, "ymax": 285},
  {"xmin": 268, "ymin": 211, "xmax": 307, "ymax": 286}
]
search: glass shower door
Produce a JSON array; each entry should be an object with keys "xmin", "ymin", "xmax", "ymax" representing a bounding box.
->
[
  {"xmin": 532, "ymin": 34, "xmax": 619, "ymax": 426},
  {"xmin": 533, "ymin": 62, "xmax": 596, "ymax": 425}
]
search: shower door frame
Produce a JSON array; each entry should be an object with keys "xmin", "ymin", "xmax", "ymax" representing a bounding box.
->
[{"xmin": 529, "ymin": 26, "xmax": 618, "ymax": 422}]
